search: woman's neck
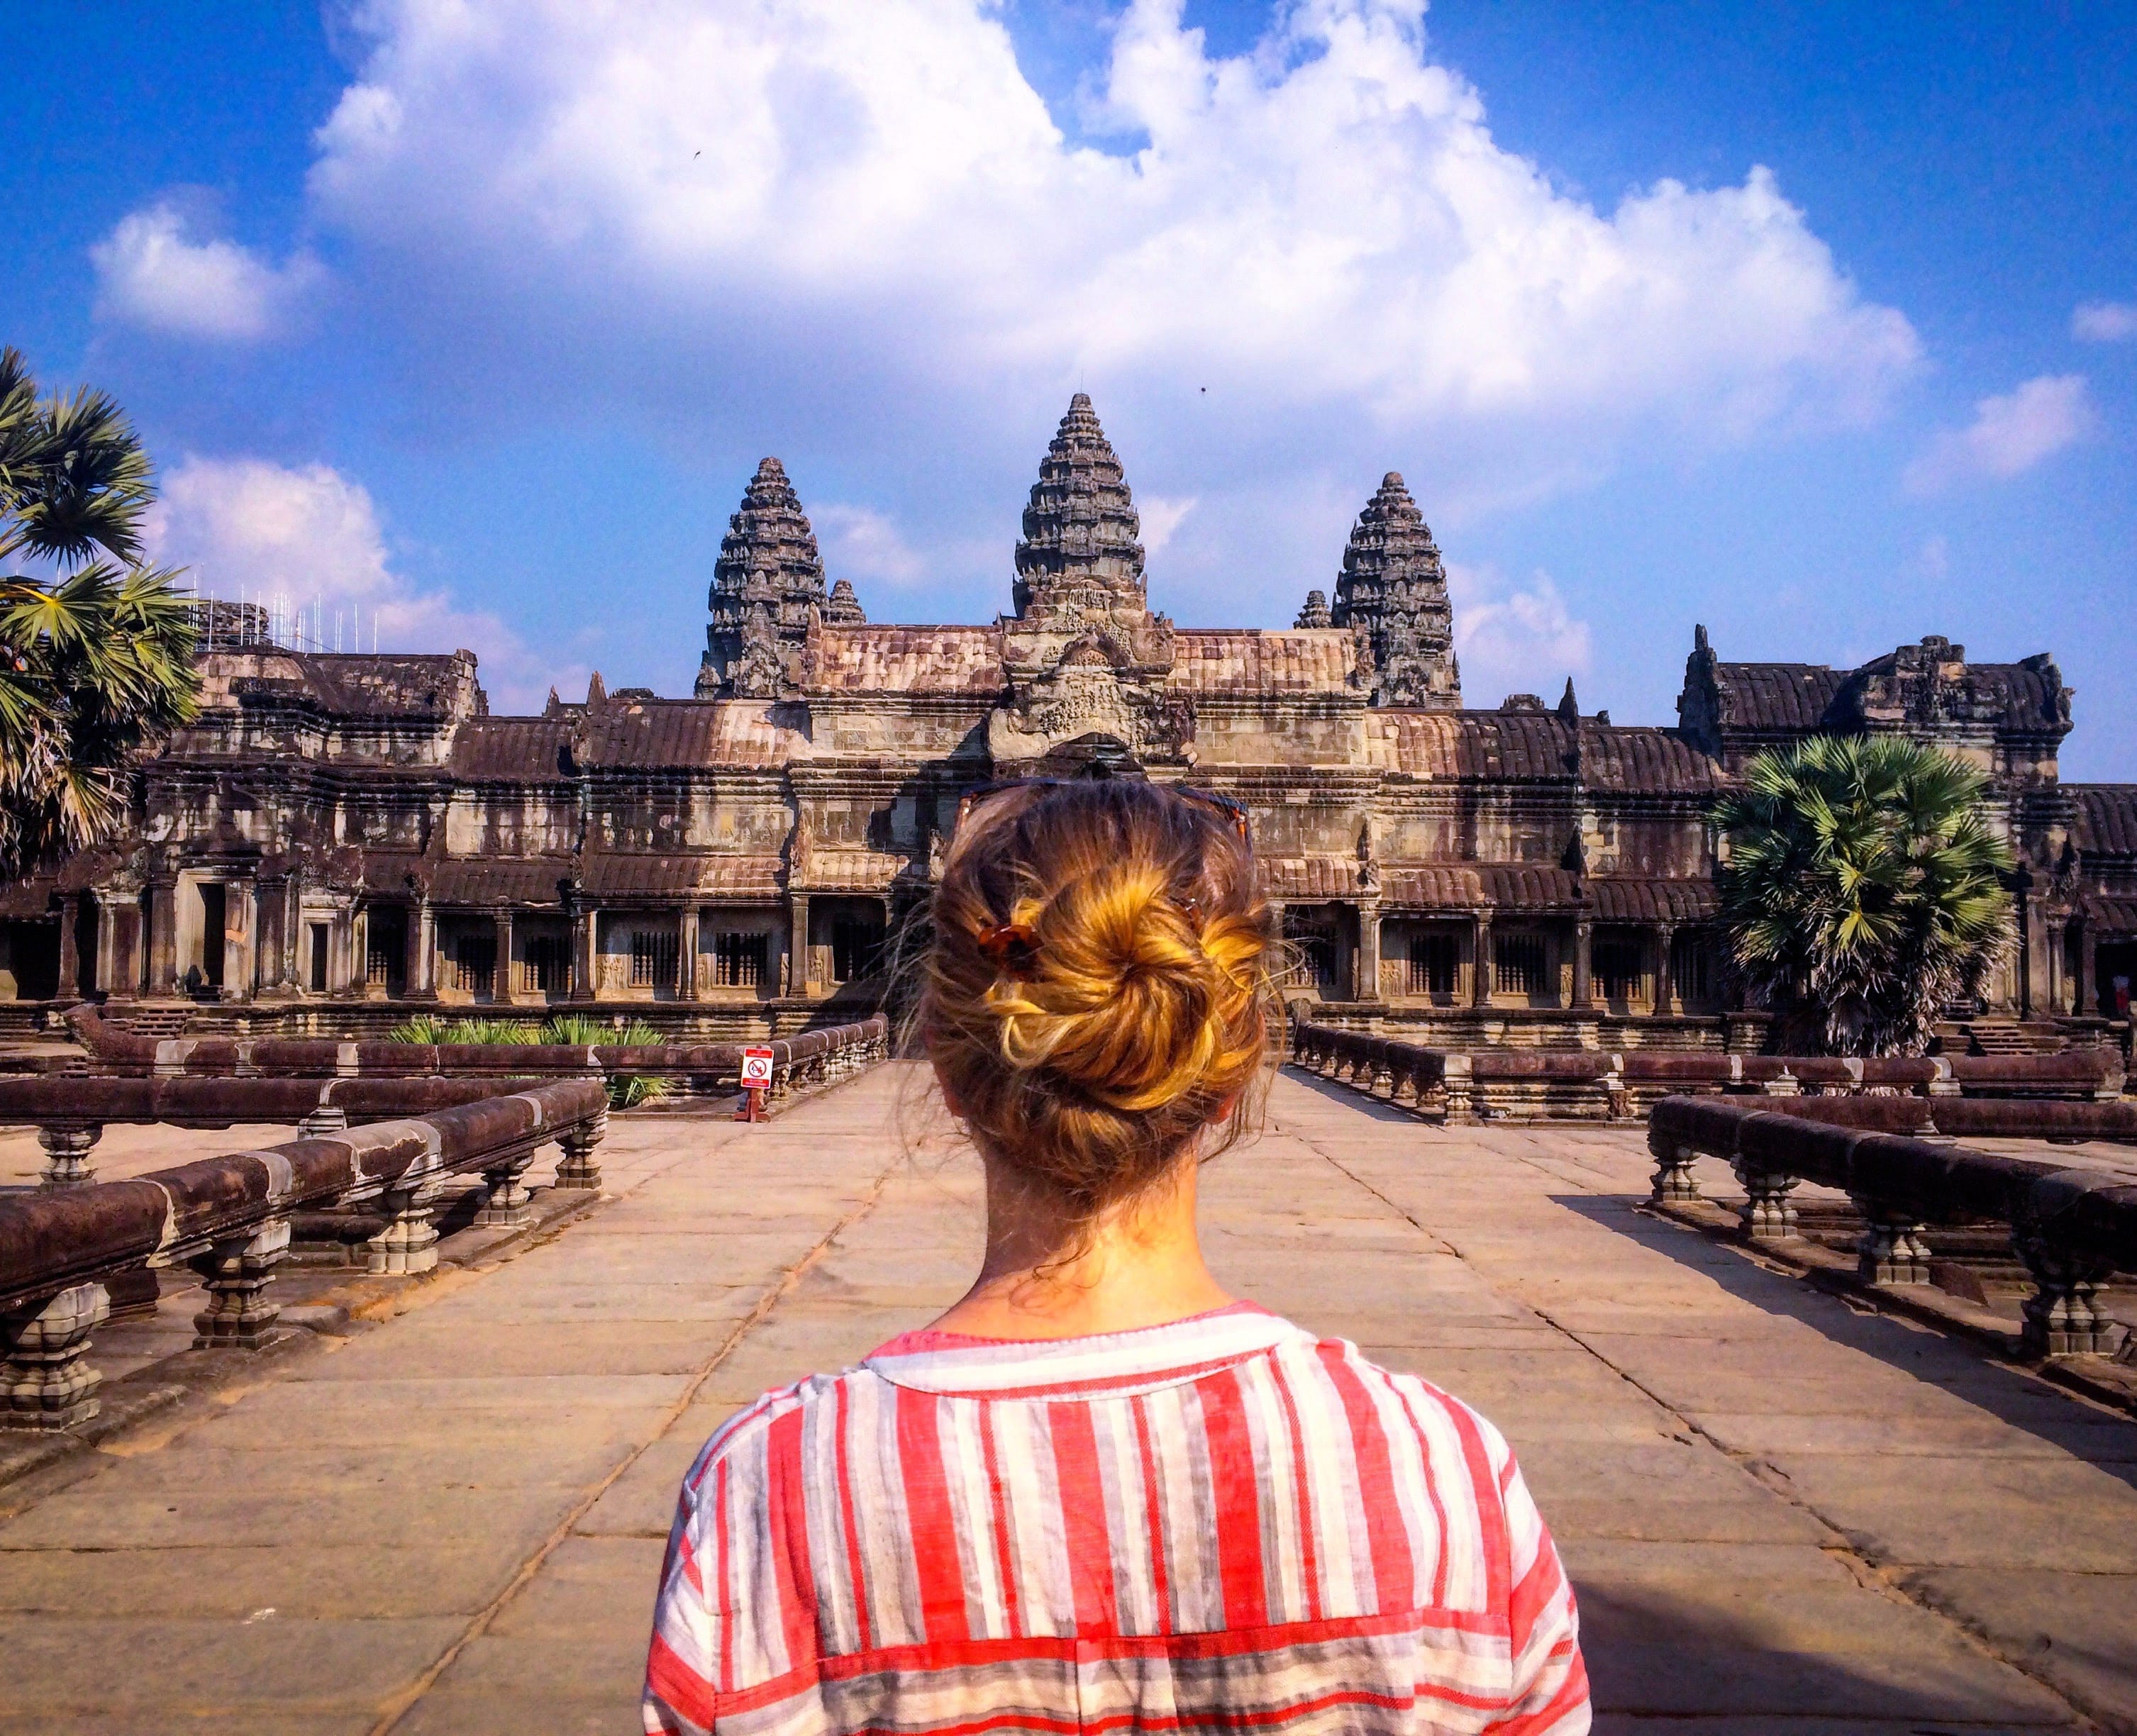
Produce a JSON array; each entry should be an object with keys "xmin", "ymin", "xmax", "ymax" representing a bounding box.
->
[{"xmin": 926, "ymin": 1150, "xmax": 1233, "ymax": 1341}]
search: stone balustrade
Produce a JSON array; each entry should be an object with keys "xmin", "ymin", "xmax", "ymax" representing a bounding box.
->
[
  {"xmin": 0, "ymin": 1080, "xmax": 610, "ymax": 1431},
  {"xmin": 62, "ymin": 1005, "xmax": 889, "ymax": 1097},
  {"xmin": 1647, "ymin": 1095, "xmax": 2137, "ymax": 1361},
  {"xmin": 1289, "ymin": 1019, "xmax": 2126, "ymax": 1123}
]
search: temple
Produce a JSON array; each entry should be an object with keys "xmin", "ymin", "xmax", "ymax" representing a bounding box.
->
[{"xmin": 3, "ymin": 393, "xmax": 2132, "ymax": 1047}]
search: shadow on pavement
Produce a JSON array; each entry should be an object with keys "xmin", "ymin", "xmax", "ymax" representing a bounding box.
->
[{"xmin": 1550, "ymin": 1189, "xmax": 2137, "ymax": 1496}]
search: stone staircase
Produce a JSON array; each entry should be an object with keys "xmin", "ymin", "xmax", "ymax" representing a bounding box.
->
[{"xmin": 105, "ymin": 1005, "xmax": 194, "ymax": 1040}]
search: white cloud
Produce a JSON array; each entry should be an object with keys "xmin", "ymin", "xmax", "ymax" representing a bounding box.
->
[
  {"xmin": 1902, "ymin": 374, "xmax": 2093, "ymax": 496},
  {"xmin": 2072, "ymin": 301, "xmax": 2137, "ymax": 343},
  {"xmin": 302, "ymin": 0, "xmax": 1914, "ymax": 472},
  {"xmin": 91, "ymin": 199, "xmax": 322, "ymax": 341},
  {"xmin": 814, "ymin": 502, "xmax": 928, "ymax": 588},
  {"xmin": 144, "ymin": 455, "xmax": 570, "ymax": 709},
  {"xmin": 1137, "ymin": 494, "xmax": 1197, "ymax": 553},
  {"xmin": 1446, "ymin": 561, "xmax": 1589, "ymax": 703}
]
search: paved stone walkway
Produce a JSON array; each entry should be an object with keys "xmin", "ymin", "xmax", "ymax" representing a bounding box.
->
[{"xmin": 1, "ymin": 1065, "xmax": 2132, "ymax": 1733}]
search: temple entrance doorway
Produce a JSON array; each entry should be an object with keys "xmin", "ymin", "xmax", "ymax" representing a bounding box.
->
[
  {"xmin": 0, "ymin": 920, "xmax": 60, "ymax": 1000},
  {"xmin": 2099, "ymin": 940, "xmax": 2137, "ymax": 1020}
]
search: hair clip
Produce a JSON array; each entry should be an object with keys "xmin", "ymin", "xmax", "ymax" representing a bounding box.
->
[
  {"xmin": 1180, "ymin": 897, "xmax": 1204, "ymax": 925},
  {"xmin": 975, "ymin": 920, "xmax": 1039, "ymax": 976}
]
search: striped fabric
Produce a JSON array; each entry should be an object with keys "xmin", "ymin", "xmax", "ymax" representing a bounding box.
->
[{"xmin": 645, "ymin": 1305, "xmax": 1588, "ymax": 1735}]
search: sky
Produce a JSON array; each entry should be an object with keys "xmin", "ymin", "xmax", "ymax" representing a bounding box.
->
[{"xmin": 4, "ymin": 1, "xmax": 2133, "ymax": 774}]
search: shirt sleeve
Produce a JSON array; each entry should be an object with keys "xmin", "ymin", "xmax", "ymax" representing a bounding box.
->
[
  {"xmin": 1487, "ymin": 1443, "xmax": 1591, "ymax": 1735},
  {"xmin": 644, "ymin": 1476, "xmax": 721, "ymax": 1735}
]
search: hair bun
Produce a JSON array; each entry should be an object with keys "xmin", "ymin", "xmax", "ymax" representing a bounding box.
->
[{"xmin": 918, "ymin": 779, "xmax": 1273, "ymax": 1213}]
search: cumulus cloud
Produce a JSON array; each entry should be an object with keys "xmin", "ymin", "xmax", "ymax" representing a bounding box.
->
[
  {"xmin": 2072, "ymin": 301, "xmax": 2137, "ymax": 343},
  {"xmin": 1446, "ymin": 562, "xmax": 1589, "ymax": 703},
  {"xmin": 301, "ymin": 0, "xmax": 1914, "ymax": 479},
  {"xmin": 91, "ymin": 199, "xmax": 322, "ymax": 341},
  {"xmin": 1902, "ymin": 374, "xmax": 2094, "ymax": 496},
  {"xmin": 814, "ymin": 502, "xmax": 928, "ymax": 589},
  {"xmin": 1137, "ymin": 494, "xmax": 1197, "ymax": 554},
  {"xmin": 144, "ymin": 455, "xmax": 569, "ymax": 709}
]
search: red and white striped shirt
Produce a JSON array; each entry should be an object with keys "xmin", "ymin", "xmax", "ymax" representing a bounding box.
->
[{"xmin": 645, "ymin": 1305, "xmax": 1589, "ymax": 1735}]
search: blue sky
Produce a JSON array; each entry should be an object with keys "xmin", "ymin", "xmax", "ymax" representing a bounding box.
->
[{"xmin": 4, "ymin": 1, "xmax": 2132, "ymax": 774}]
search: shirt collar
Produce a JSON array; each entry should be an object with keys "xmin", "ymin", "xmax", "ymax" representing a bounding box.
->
[{"xmin": 863, "ymin": 1303, "xmax": 1306, "ymax": 1400}]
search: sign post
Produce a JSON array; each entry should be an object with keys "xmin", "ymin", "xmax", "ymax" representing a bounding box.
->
[{"xmin": 738, "ymin": 1046, "xmax": 775, "ymax": 1123}]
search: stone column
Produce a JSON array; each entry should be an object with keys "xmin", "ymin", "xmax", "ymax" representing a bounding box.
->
[
  {"xmin": 2046, "ymin": 918, "xmax": 2068, "ymax": 1016},
  {"xmin": 36, "ymin": 1125, "xmax": 101, "ymax": 1190},
  {"xmin": 787, "ymin": 894, "xmax": 812, "ymax": 997},
  {"xmin": 2078, "ymin": 923, "xmax": 2098, "ymax": 1020},
  {"xmin": 492, "ymin": 908, "xmax": 516, "ymax": 1005},
  {"xmin": 1653, "ymin": 923, "xmax": 1676, "ymax": 1017},
  {"xmin": 190, "ymin": 1217, "xmax": 291, "ymax": 1348},
  {"xmin": 0, "ymin": 1283, "xmax": 110, "ymax": 1431},
  {"xmin": 1471, "ymin": 915, "xmax": 1494, "ymax": 1008},
  {"xmin": 55, "ymin": 896, "xmax": 80, "ymax": 1001},
  {"xmin": 407, "ymin": 898, "xmax": 437, "ymax": 1002},
  {"xmin": 679, "ymin": 906, "xmax": 700, "ymax": 1001},
  {"xmin": 1570, "ymin": 916, "xmax": 1594, "ymax": 1011},
  {"xmin": 253, "ymin": 875, "xmax": 291, "ymax": 998},
  {"xmin": 571, "ymin": 905, "xmax": 598, "ymax": 1002},
  {"xmin": 224, "ymin": 878, "xmax": 257, "ymax": 1003},
  {"xmin": 1356, "ymin": 901, "xmax": 1382, "ymax": 1003},
  {"xmin": 333, "ymin": 908, "xmax": 357, "ymax": 996},
  {"xmin": 147, "ymin": 879, "xmax": 179, "ymax": 998}
]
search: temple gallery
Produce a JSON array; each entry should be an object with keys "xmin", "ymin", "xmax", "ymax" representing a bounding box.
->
[{"xmin": 3, "ymin": 396, "xmax": 2131, "ymax": 1050}]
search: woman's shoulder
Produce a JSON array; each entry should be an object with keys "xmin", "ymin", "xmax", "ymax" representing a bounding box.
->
[
  {"xmin": 672, "ymin": 1360, "xmax": 894, "ymax": 1501},
  {"xmin": 1275, "ymin": 1328, "xmax": 1521, "ymax": 1481}
]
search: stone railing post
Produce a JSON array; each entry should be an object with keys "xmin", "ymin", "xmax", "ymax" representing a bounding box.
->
[
  {"xmin": 191, "ymin": 1218, "xmax": 292, "ymax": 1348},
  {"xmin": 1647, "ymin": 1128, "xmax": 1701, "ymax": 1203},
  {"xmin": 1, "ymin": 1283, "xmax": 110, "ymax": 1430},
  {"xmin": 368, "ymin": 1177, "xmax": 445, "ymax": 1275},
  {"xmin": 1442, "ymin": 1053, "xmax": 1476, "ymax": 1123},
  {"xmin": 37, "ymin": 1125, "xmax": 101, "ymax": 1191},
  {"xmin": 554, "ymin": 1107, "xmax": 609, "ymax": 1191},
  {"xmin": 478, "ymin": 1140, "xmax": 541, "ymax": 1228},
  {"xmin": 2015, "ymin": 1233, "xmax": 2119, "ymax": 1357},
  {"xmin": 1850, "ymin": 1194, "xmax": 1931, "ymax": 1286},
  {"xmin": 1731, "ymin": 1156, "xmax": 1802, "ymax": 1241}
]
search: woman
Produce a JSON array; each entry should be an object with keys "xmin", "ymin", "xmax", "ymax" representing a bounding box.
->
[{"xmin": 645, "ymin": 779, "xmax": 1589, "ymax": 1735}]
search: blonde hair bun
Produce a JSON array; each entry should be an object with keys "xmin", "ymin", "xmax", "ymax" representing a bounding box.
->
[{"xmin": 919, "ymin": 780, "xmax": 1272, "ymax": 1211}]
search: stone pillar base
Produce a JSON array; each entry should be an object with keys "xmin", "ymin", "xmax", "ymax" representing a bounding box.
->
[{"xmin": 1, "ymin": 1284, "xmax": 109, "ymax": 1431}]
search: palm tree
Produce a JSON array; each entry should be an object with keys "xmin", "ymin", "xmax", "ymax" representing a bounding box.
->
[
  {"xmin": 0, "ymin": 346, "xmax": 198, "ymax": 879},
  {"xmin": 1714, "ymin": 733, "xmax": 2016, "ymax": 1055}
]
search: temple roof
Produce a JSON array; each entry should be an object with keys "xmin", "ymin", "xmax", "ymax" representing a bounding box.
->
[
  {"xmin": 801, "ymin": 624, "xmax": 1005, "ymax": 696},
  {"xmin": 580, "ymin": 698, "xmax": 808, "ymax": 767},
  {"xmin": 207, "ymin": 650, "xmax": 484, "ymax": 720},
  {"xmin": 1166, "ymin": 629, "xmax": 1357, "ymax": 696},
  {"xmin": 1703, "ymin": 662, "xmax": 1851, "ymax": 733},
  {"xmin": 449, "ymin": 717, "xmax": 575, "ymax": 781},
  {"xmin": 1361, "ymin": 712, "xmax": 1720, "ymax": 790},
  {"xmin": 2070, "ymin": 786, "xmax": 2137, "ymax": 857}
]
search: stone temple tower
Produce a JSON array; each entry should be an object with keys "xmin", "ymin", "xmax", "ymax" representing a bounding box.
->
[
  {"xmin": 1331, "ymin": 472, "xmax": 1460, "ymax": 708},
  {"xmin": 696, "ymin": 457, "xmax": 830, "ymax": 699},
  {"xmin": 1011, "ymin": 393, "xmax": 1148, "ymax": 625}
]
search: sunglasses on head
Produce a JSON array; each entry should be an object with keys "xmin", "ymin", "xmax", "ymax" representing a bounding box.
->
[{"xmin": 952, "ymin": 777, "xmax": 1252, "ymax": 846}]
